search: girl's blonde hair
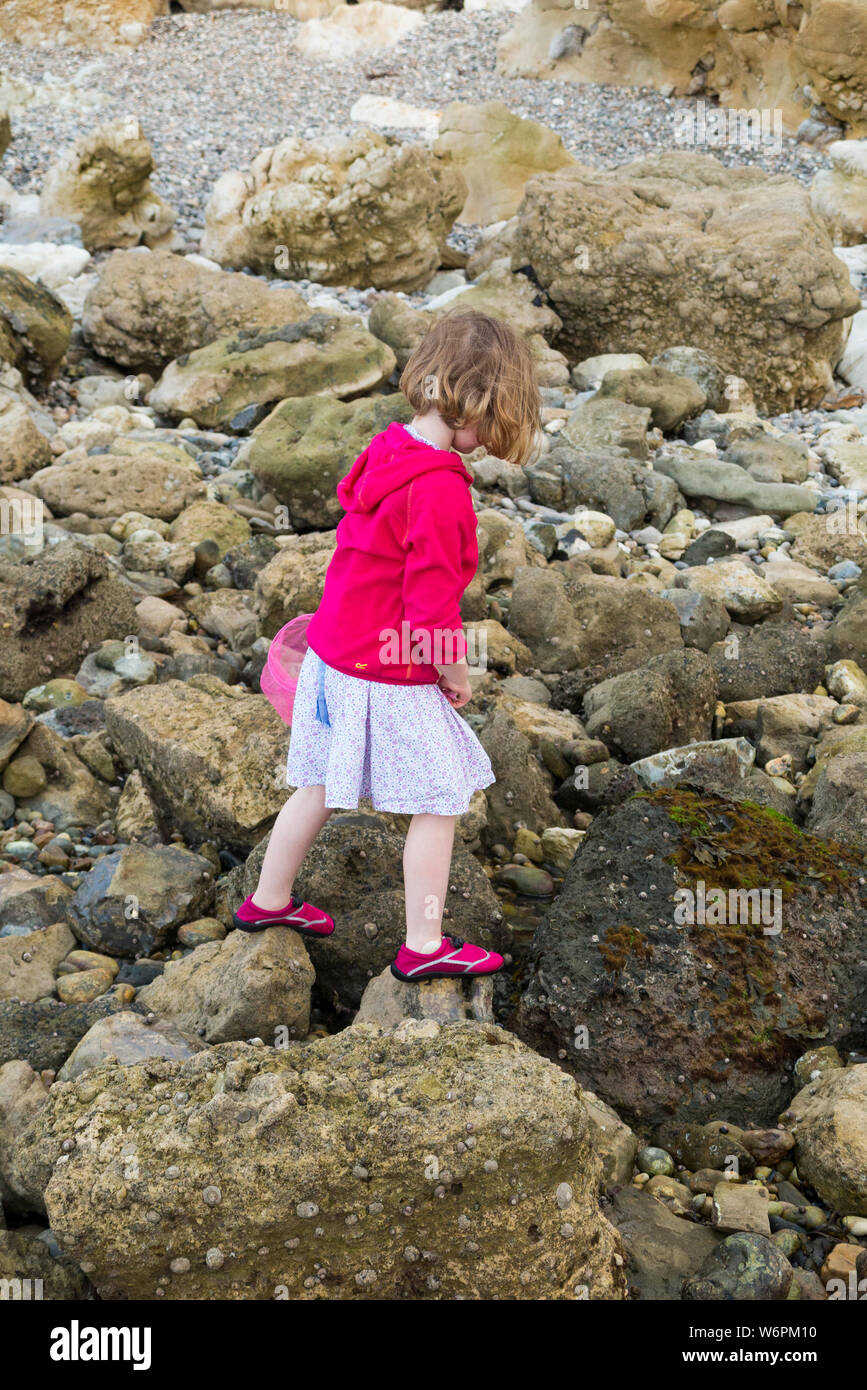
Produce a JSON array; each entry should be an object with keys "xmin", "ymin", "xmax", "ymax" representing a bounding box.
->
[{"xmin": 399, "ymin": 309, "xmax": 541, "ymax": 466}]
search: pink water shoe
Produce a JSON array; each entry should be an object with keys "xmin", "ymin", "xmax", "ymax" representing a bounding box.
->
[
  {"xmin": 391, "ymin": 934, "xmax": 503, "ymax": 982},
  {"xmin": 233, "ymin": 894, "xmax": 334, "ymax": 938}
]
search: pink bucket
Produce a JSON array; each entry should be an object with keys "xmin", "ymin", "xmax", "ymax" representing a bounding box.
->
[{"xmin": 260, "ymin": 613, "xmax": 313, "ymax": 725}]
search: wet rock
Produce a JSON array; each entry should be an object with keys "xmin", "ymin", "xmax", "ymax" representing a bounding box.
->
[
  {"xmin": 682, "ymin": 1232, "xmax": 793, "ymax": 1300},
  {"xmin": 0, "ymin": 921, "xmax": 74, "ymax": 1003},
  {"xmin": 781, "ymin": 1063, "xmax": 867, "ymax": 1216},
  {"xmin": 526, "ymin": 445, "xmax": 681, "ymax": 531},
  {"xmin": 609, "ymin": 1184, "xmax": 722, "ymax": 1301},
  {"xmin": 356, "ymin": 965, "xmax": 494, "ymax": 1028},
  {"xmin": 514, "ymin": 789, "xmax": 866, "ymax": 1128},
  {"xmin": 0, "ymin": 995, "xmax": 147, "ymax": 1071},
  {"xmin": 0, "ymin": 541, "xmax": 137, "ymax": 703},
  {"xmin": 583, "ymin": 649, "xmax": 717, "ymax": 761},
  {"xmin": 9, "ymin": 1023, "xmax": 626, "ymax": 1300},
  {"xmin": 104, "ymin": 676, "xmax": 287, "ymax": 852},
  {"xmin": 711, "ymin": 1182, "xmax": 771, "ymax": 1236},
  {"xmin": 68, "ymin": 843, "xmax": 215, "ymax": 957}
]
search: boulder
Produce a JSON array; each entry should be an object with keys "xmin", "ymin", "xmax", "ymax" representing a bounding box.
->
[
  {"xmin": 0, "ymin": 995, "xmax": 147, "ymax": 1072},
  {"xmin": 137, "ymin": 927, "xmax": 314, "ymax": 1044},
  {"xmin": 710, "ymin": 622, "xmax": 829, "ymax": 702},
  {"xmin": 9, "ymin": 1022, "xmax": 627, "ymax": 1299},
  {"xmin": 57, "ymin": 1010, "xmax": 205, "ymax": 1082},
  {"xmin": 0, "ymin": 267, "xmax": 72, "ymax": 385},
  {"xmin": 582, "ymin": 649, "xmax": 717, "ymax": 762},
  {"xmin": 811, "ymin": 140, "xmax": 867, "ymax": 245},
  {"xmin": 509, "ymin": 566, "xmax": 683, "ymax": 691},
  {"xmin": 105, "ymin": 677, "xmax": 287, "ymax": 852},
  {"xmin": 40, "ymin": 118, "xmax": 176, "ymax": 252},
  {"xmin": 477, "ymin": 706, "xmax": 567, "ymax": 845},
  {"xmin": 682, "ymin": 1232, "xmax": 793, "ymax": 1301},
  {"xmin": 515, "ymin": 788, "xmax": 867, "ymax": 1129},
  {"xmin": 237, "ymin": 393, "xmax": 412, "ymax": 529},
  {"xmin": 229, "ymin": 813, "xmax": 506, "ymax": 1009},
  {"xmin": 562, "ymin": 396, "xmax": 650, "ymax": 459},
  {"xmin": 526, "ymin": 445, "xmax": 682, "ymax": 531},
  {"xmin": 807, "ymin": 754, "xmax": 867, "ymax": 849},
  {"xmin": 82, "ymin": 249, "xmax": 310, "ymax": 372},
  {"xmin": 597, "ymin": 366, "xmax": 706, "ymax": 432},
  {"xmin": 254, "ymin": 533, "xmax": 336, "ymax": 637},
  {"xmin": 653, "ymin": 444, "xmax": 817, "ymax": 515},
  {"xmin": 511, "ymin": 153, "xmax": 859, "ymax": 412},
  {"xmin": 68, "ymin": 843, "xmax": 215, "ymax": 957},
  {"xmin": 148, "ymin": 313, "xmax": 395, "ymax": 431},
  {"xmin": 0, "ymin": 541, "xmax": 137, "ymax": 703},
  {"xmin": 0, "ymin": 394, "xmax": 51, "ymax": 483},
  {"xmin": 293, "ymin": 1, "xmax": 425, "ymax": 60},
  {"xmin": 0, "ymin": 0, "xmax": 165, "ymax": 48},
  {"xmin": 434, "ymin": 100, "xmax": 574, "ymax": 225},
  {"xmin": 202, "ymin": 126, "xmax": 464, "ymax": 292},
  {"xmin": 0, "ymin": 921, "xmax": 75, "ymax": 1003},
  {"xmin": 677, "ymin": 558, "xmax": 783, "ymax": 623},
  {"xmin": 781, "ymin": 1064, "xmax": 867, "ymax": 1217},
  {"xmin": 27, "ymin": 440, "xmax": 206, "ymax": 521},
  {"xmin": 609, "ymin": 1184, "xmax": 722, "ymax": 1301}
]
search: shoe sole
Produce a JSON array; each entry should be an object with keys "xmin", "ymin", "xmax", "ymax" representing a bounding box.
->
[
  {"xmin": 233, "ymin": 913, "xmax": 334, "ymax": 938},
  {"xmin": 390, "ymin": 962, "xmax": 503, "ymax": 983}
]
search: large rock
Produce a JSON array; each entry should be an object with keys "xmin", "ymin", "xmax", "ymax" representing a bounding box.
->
[
  {"xmin": 511, "ymin": 153, "xmax": 860, "ymax": 412},
  {"xmin": 137, "ymin": 927, "xmax": 314, "ymax": 1044},
  {"xmin": 781, "ymin": 1064, "xmax": 867, "ymax": 1217},
  {"xmin": 653, "ymin": 444, "xmax": 817, "ymax": 515},
  {"xmin": 0, "ymin": 995, "xmax": 147, "ymax": 1072},
  {"xmin": 582, "ymin": 649, "xmax": 717, "ymax": 762},
  {"xmin": 509, "ymin": 566, "xmax": 683, "ymax": 692},
  {"xmin": 68, "ymin": 843, "xmax": 215, "ymax": 957},
  {"xmin": 807, "ymin": 754, "xmax": 867, "ymax": 850},
  {"xmin": 40, "ymin": 118, "xmax": 176, "ymax": 252},
  {"xmin": 356, "ymin": 966, "xmax": 494, "ymax": 1028},
  {"xmin": 237, "ymin": 393, "xmax": 411, "ymax": 529},
  {"xmin": 477, "ymin": 706, "xmax": 567, "ymax": 845},
  {"xmin": 82, "ymin": 249, "xmax": 310, "ymax": 372},
  {"xmin": 202, "ymin": 127, "xmax": 465, "ymax": 292},
  {"xmin": 514, "ymin": 788, "xmax": 867, "ymax": 1129},
  {"xmin": 148, "ymin": 313, "xmax": 395, "ymax": 431},
  {"xmin": 498, "ymin": 0, "xmax": 867, "ymax": 140},
  {"xmin": 0, "ymin": 869, "xmax": 72, "ymax": 933},
  {"xmin": 609, "ymin": 1184, "xmax": 722, "ymax": 1301},
  {"xmin": 526, "ymin": 445, "xmax": 681, "ymax": 531},
  {"xmin": 0, "ymin": 541, "xmax": 137, "ymax": 703},
  {"xmin": 27, "ymin": 441, "xmax": 206, "ymax": 521},
  {"xmin": 710, "ymin": 621, "xmax": 829, "ymax": 702},
  {"xmin": 0, "ymin": 0, "xmax": 166, "ymax": 48},
  {"xmin": 57, "ymin": 1010, "xmax": 205, "ymax": 1082},
  {"xmin": 104, "ymin": 676, "xmax": 287, "ymax": 852},
  {"xmin": 254, "ymin": 532, "xmax": 335, "ymax": 637},
  {"xmin": 0, "ymin": 267, "xmax": 72, "ymax": 385},
  {"xmin": 229, "ymin": 813, "xmax": 507, "ymax": 1010},
  {"xmin": 434, "ymin": 100, "xmax": 574, "ymax": 225},
  {"xmin": 9, "ymin": 1023, "xmax": 627, "ymax": 1299},
  {"xmin": 0, "ymin": 922, "xmax": 75, "ymax": 1003}
]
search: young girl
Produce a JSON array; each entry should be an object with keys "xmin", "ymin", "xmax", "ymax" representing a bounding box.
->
[{"xmin": 234, "ymin": 309, "xmax": 541, "ymax": 982}]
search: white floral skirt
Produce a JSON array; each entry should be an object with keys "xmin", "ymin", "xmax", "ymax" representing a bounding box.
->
[{"xmin": 285, "ymin": 648, "xmax": 495, "ymax": 815}]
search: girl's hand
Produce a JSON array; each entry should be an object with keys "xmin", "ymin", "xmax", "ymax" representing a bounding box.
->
[{"xmin": 437, "ymin": 660, "xmax": 472, "ymax": 709}]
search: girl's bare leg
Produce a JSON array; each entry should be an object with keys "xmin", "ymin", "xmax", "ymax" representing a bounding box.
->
[
  {"xmin": 403, "ymin": 812, "xmax": 457, "ymax": 952},
  {"xmin": 252, "ymin": 785, "xmax": 332, "ymax": 909}
]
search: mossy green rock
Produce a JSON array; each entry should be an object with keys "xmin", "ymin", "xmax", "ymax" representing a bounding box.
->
[
  {"xmin": 516, "ymin": 788, "xmax": 866, "ymax": 1129},
  {"xmin": 237, "ymin": 393, "xmax": 411, "ymax": 530},
  {"xmin": 148, "ymin": 312, "xmax": 396, "ymax": 432},
  {"xmin": 10, "ymin": 1023, "xmax": 627, "ymax": 1300},
  {"xmin": 0, "ymin": 266, "xmax": 72, "ymax": 384}
]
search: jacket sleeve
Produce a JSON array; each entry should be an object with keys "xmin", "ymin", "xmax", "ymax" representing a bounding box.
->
[{"xmin": 401, "ymin": 473, "xmax": 474, "ymax": 665}]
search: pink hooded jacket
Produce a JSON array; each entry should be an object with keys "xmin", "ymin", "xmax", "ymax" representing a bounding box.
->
[{"xmin": 305, "ymin": 422, "xmax": 477, "ymax": 685}]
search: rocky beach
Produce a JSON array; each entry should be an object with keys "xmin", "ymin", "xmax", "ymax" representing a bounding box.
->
[{"xmin": 0, "ymin": 0, "xmax": 866, "ymax": 1315}]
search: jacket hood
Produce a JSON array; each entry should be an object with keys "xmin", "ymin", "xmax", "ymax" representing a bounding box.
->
[{"xmin": 337, "ymin": 422, "xmax": 473, "ymax": 514}]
